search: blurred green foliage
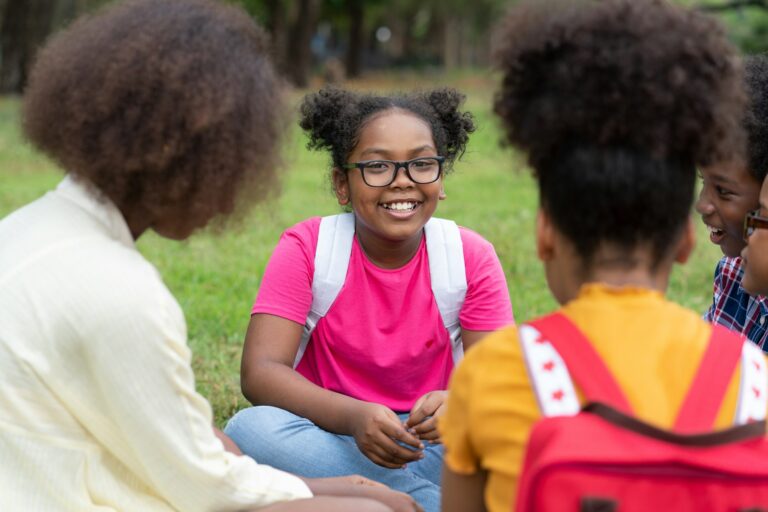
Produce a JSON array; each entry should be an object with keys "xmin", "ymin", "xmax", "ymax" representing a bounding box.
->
[
  {"xmin": 717, "ymin": 7, "xmax": 768, "ymax": 53},
  {"xmin": 670, "ymin": 0, "xmax": 768, "ymax": 53}
]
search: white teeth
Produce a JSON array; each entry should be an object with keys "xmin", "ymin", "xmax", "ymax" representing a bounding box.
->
[
  {"xmin": 708, "ymin": 226, "xmax": 724, "ymax": 235},
  {"xmin": 384, "ymin": 202, "xmax": 417, "ymax": 211}
]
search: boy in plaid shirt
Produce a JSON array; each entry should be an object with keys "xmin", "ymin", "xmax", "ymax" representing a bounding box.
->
[{"xmin": 697, "ymin": 55, "xmax": 768, "ymax": 350}]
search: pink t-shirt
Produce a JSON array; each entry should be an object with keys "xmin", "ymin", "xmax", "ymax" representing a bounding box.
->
[{"xmin": 253, "ymin": 217, "xmax": 514, "ymax": 411}]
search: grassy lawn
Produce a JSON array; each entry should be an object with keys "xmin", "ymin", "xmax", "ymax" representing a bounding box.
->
[{"xmin": 0, "ymin": 72, "xmax": 723, "ymax": 426}]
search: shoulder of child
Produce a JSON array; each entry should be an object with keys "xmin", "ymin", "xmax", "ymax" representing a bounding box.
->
[
  {"xmin": 456, "ymin": 225, "xmax": 495, "ymax": 253},
  {"xmin": 51, "ymin": 239, "xmax": 185, "ymax": 349},
  {"xmin": 720, "ymin": 256, "xmax": 744, "ymax": 281},
  {"xmin": 449, "ymin": 324, "xmax": 525, "ymax": 406},
  {"xmin": 284, "ymin": 216, "xmax": 323, "ymax": 235},
  {"xmin": 454, "ymin": 224, "xmax": 503, "ymax": 271},
  {"xmin": 279, "ymin": 216, "xmax": 323, "ymax": 247},
  {"xmin": 462, "ymin": 323, "xmax": 521, "ymax": 365}
]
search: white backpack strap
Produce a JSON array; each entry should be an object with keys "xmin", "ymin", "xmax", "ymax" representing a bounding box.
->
[
  {"xmin": 734, "ymin": 340, "xmax": 768, "ymax": 424},
  {"xmin": 294, "ymin": 213, "xmax": 355, "ymax": 368},
  {"xmin": 425, "ymin": 217, "xmax": 467, "ymax": 364},
  {"xmin": 519, "ymin": 324, "xmax": 580, "ymax": 418}
]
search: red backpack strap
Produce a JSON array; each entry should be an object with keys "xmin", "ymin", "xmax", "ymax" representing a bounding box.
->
[
  {"xmin": 673, "ymin": 324, "xmax": 745, "ymax": 433},
  {"xmin": 528, "ymin": 312, "xmax": 632, "ymax": 414}
]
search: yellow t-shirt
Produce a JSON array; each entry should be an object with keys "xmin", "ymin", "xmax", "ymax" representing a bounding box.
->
[{"xmin": 440, "ymin": 284, "xmax": 749, "ymax": 512}]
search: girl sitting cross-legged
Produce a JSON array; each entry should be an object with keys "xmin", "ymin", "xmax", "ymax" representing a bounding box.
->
[{"xmin": 225, "ymin": 86, "xmax": 515, "ymax": 512}]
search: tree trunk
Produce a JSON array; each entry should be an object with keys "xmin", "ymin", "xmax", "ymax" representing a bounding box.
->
[
  {"xmin": 0, "ymin": 0, "xmax": 57, "ymax": 93},
  {"xmin": 286, "ymin": 0, "xmax": 319, "ymax": 88},
  {"xmin": 0, "ymin": 0, "xmax": 8, "ymax": 28},
  {"xmin": 264, "ymin": 0, "xmax": 289, "ymax": 74},
  {"xmin": 441, "ymin": 14, "xmax": 460, "ymax": 71},
  {"xmin": 345, "ymin": 0, "xmax": 363, "ymax": 79}
]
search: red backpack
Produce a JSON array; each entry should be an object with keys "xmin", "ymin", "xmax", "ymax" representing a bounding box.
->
[{"xmin": 515, "ymin": 312, "xmax": 768, "ymax": 512}]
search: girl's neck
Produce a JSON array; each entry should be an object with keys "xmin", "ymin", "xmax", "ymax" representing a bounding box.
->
[
  {"xmin": 586, "ymin": 265, "xmax": 669, "ymax": 293},
  {"xmin": 579, "ymin": 250, "xmax": 672, "ymax": 296},
  {"xmin": 355, "ymin": 226, "xmax": 423, "ymax": 269},
  {"xmin": 116, "ymin": 201, "xmax": 152, "ymax": 241}
]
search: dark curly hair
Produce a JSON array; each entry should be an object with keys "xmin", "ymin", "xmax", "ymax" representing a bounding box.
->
[
  {"xmin": 493, "ymin": 0, "xmax": 745, "ymax": 267},
  {"xmin": 23, "ymin": 0, "xmax": 284, "ymax": 231},
  {"xmin": 745, "ymin": 55, "xmax": 768, "ymax": 182},
  {"xmin": 299, "ymin": 86, "xmax": 475, "ymax": 174}
]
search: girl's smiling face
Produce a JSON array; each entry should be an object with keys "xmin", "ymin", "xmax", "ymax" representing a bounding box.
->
[
  {"xmin": 333, "ymin": 108, "xmax": 445, "ymax": 263},
  {"xmin": 742, "ymin": 177, "xmax": 768, "ymax": 296},
  {"xmin": 696, "ymin": 162, "xmax": 761, "ymax": 257}
]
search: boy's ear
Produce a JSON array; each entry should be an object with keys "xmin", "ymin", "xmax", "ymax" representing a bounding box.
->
[
  {"xmin": 332, "ymin": 168, "xmax": 350, "ymax": 205},
  {"xmin": 536, "ymin": 209, "xmax": 556, "ymax": 261},
  {"xmin": 674, "ymin": 216, "xmax": 696, "ymax": 264}
]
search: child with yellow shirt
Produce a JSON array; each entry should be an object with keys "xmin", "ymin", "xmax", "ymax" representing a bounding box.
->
[{"xmin": 438, "ymin": 1, "xmax": 763, "ymax": 511}]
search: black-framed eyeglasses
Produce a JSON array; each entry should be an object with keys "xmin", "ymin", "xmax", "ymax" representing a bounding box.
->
[
  {"xmin": 744, "ymin": 210, "xmax": 768, "ymax": 240},
  {"xmin": 342, "ymin": 156, "xmax": 445, "ymax": 187}
]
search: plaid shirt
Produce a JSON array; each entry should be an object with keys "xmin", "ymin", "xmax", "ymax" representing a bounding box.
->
[{"xmin": 705, "ymin": 256, "xmax": 768, "ymax": 351}]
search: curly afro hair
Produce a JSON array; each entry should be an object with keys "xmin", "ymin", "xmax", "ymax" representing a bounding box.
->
[
  {"xmin": 23, "ymin": 0, "xmax": 285, "ymax": 231},
  {"xmin": 299, "ymin": 86, "xmax": 475, "ymax": 175},
  {"xmin": 493, "ymin": 0, "xmax": 745, "ymax": 267},
  {"xmin": 745, "ymin": 55, "xmax": 768, "ymax": 182}
]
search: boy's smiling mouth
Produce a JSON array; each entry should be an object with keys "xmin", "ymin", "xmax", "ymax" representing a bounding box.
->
[{"xmin": 707, "ymin": 224, "xmax": 726, "ymax": 244}]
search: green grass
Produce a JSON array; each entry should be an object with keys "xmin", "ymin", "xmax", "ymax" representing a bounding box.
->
[{"xmin": 0, "ymin": 74, "xmax": 723, "ymax": 426}]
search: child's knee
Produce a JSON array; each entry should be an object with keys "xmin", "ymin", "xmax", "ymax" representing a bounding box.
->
[{"xmin": 225, "ymin": 406, "xmax": 307, "ymax": 442}]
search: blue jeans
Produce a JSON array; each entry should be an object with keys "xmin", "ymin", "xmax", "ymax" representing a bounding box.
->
[{"xmin": 224, "ymin": 406, "xmax": 442, "ymax": 512}]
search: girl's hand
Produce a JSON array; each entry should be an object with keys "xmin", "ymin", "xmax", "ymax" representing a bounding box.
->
[
  {"xmin": 404, "ymin": 391, "xmax": 448, "ymax": 443},
  {"xmin": 350, "ymin": 402, "xmax": 424, "ymax": 469}
]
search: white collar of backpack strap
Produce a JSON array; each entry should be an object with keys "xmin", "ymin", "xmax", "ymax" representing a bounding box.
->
[
  {"xmin": 295, "ymin": 213, "xmax": 467, "ymax": 369},
  {"xmin": 295, "ymin": 213, "xmax": 356, "ymax": 368},
  {"xmin": 521, "ymin": 322, "xmax": 768, "ymax": 425},
  {"xmin": 519, "ymin": 324, "xmax": 580, "ymax": 417},
  {"xmin": 735, "ymin": 341, "xmax": 768, "ymax": 425},
  {"xmin": 424, "ymin": 217, "xmax": 467, "ymax": 364}
]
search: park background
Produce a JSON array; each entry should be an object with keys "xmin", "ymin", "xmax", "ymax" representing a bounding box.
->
[{"xmin": 1, "ymin": 0, "xmax": 766, "ymax": 425}]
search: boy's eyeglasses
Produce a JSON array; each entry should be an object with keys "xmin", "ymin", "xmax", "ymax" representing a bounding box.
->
[
  {"xmin": 342, "ymin": 156, "xmax": 445, "ymax": 187},
  {"xmin": 743, "ymin": 210, "xmax": 768, "ymax": 240}
]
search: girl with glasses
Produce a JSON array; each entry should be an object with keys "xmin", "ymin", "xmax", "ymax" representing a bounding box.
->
[{"xmin": 224, "ymin": 87, "xmax": 515, "ymax": 512}]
